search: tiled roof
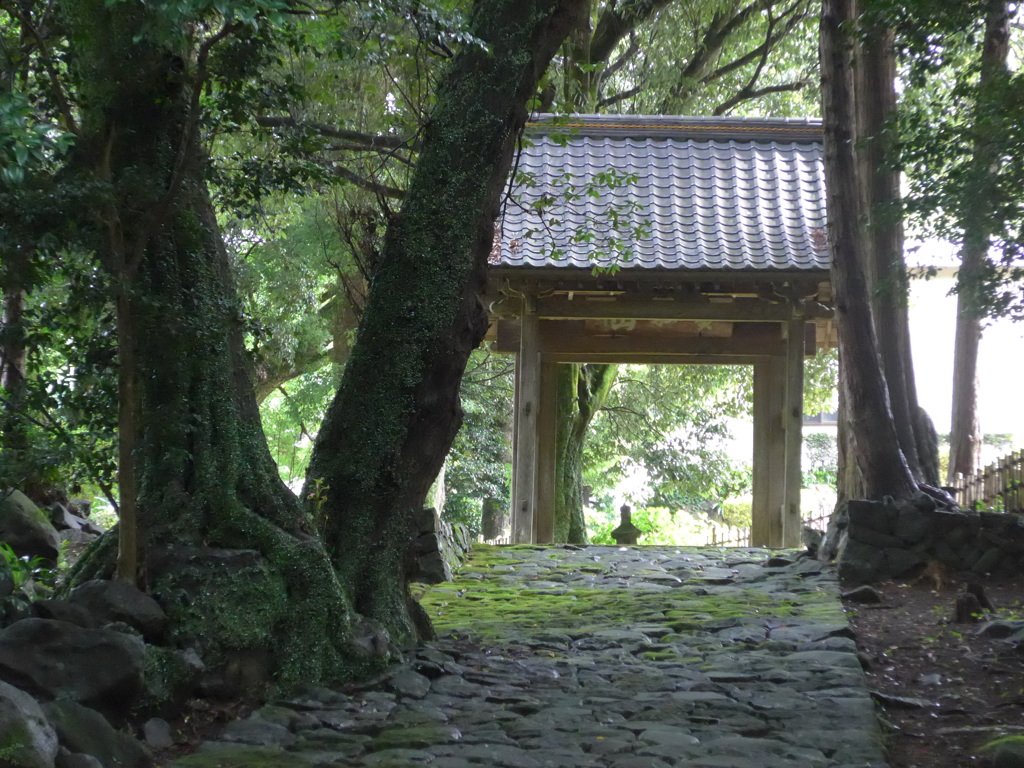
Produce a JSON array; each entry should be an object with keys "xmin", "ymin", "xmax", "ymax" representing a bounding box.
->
[{"xmin": 493, "ymin": 114, "xmax": 828, "ymax": 273}]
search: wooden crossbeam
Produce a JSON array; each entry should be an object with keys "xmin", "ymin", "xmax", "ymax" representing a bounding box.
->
[{"xmin": 494, "ymin": 319, "xmax": 786, "ymax": 357}]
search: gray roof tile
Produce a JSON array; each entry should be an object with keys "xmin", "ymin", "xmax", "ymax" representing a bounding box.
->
[{"xmin": 493, "ymin": 114, "xmax": 828, "ymax": 273}]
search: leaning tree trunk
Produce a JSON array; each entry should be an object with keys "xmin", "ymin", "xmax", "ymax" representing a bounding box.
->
[
  {"xmin": 821, "ymin": 0, "xmax": 917, "ymax": 501},
  {"xmin": 553, "ymin": 363, "xmax": 617, "ymax": 543},
  {"xmin": 65, "ymin": 0, "xmax": 360, "ymax": 686},
  {"xmin": 305, "ymin": 0, "xmax": 587, "ymax": 644},
  {"xmin": 948, "ymin": 0, "xmax": 1011, "ymax": 483}
]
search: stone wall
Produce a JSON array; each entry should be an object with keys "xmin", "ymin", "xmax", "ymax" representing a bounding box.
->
[
  {"xmin": 828, "ymin": 499, "xmax": 1024, "ymax": 584},
  {"xmin": 409, "ymin": 507, "xmax": 472, "ymax": 584}
]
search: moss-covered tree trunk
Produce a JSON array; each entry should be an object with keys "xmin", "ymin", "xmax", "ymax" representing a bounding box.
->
[
  {"xmin": 65, "ymin": 0, "xmax": 359, "ymax": 685},
  {"xmin": 304, "ymin": 0, "xmax": 586, "ymax": 644},
  {"xmin": 553, "ymin": 363, "xmax": 617, "ymax": 543}
]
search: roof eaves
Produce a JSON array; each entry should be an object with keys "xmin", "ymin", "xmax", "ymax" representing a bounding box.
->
[{"xmin": 524, "ymin": 113, "xmax": 823, "ymax": 145}]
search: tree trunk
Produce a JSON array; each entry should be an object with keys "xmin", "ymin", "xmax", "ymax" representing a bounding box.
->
[
  {"xmin": 305, "ymin": 0, "xmax": 586, "ymax": 644},
  {"xmin": 553, "ymin": 363, "xmax": 616, "ymax": 543},
  {"xmin": 114, "ymin": 289, "xmax": 138, "ymax": 585},
  {"xmin": 564, "ymin": 1, "xmax": 596, "ymax": 110},
  {"xmin": 0, "ymin": 273, "xmax": 28, "ymax": 480},
  {"xmin": 65, "ymin": 0, "xmax": 361, "ymax": 686},
  {"xmin": 855, "ymin": 21, "xmax": 923, "ymax": 482},
  {"xmin": 835, "ymin": 352, "xmax": 865, "ymax": 505},
  {"xmin": 820, "ymin": 0, "xmax": 917, "ymax": 501},
  {"xmin": 947, "ymin": 0, "xmax": 1011, "ymax": 483},
  {"xmin": 481, "ymin": 497, "xmax": 508, "ymax": 540}
]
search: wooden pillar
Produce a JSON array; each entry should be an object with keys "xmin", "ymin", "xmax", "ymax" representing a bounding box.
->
[
  {"xmin": 511, "ymin": 295, "xmax": 540, "ymax": 543},
  {"xmin": 534, "ymin": 361, "xmax": 558, "ymax": 543},
  {"xmin": 783, "ymin": 316, "xmax": 805, "ymax": 547},
  {"xmin": 509, "ymin": 351, "xmax": 521, "ymax": 535},
  {"xmin": 752, "ymin": 358, "xmax": 786, "ymax": 546}
]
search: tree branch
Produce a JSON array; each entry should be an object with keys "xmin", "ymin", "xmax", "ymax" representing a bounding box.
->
[
  {"xmin": 3, "ymin": 4, "xmax": 79, "ymax": 135},
  {"xmin": 713, "ymin": 80, "xmax": 809, "ymax": 115},
  {"xmin": 601, "ymin": 32, "xmax": 641, "ymax": 81},
  {"xmin": 591, "ymin": 0, "xmax": 675, "ymax": 66},
  {"xmin": 333, "ymin": 166, "xmax": 405, "ymax": 199},
  {"xmin": 597, "ymin": 84, "xmax": 644, "ymax": 109},
  {"xmin": 700, "ymin": 0, "xmax": 809, "ymax": 84},
  {"xmin": 255, "ymin": 116, "xmax": 416, "ymax": 152},
  {"xmin": 664, "ymin": 2, "xmax": 762, "ymax": 107}
]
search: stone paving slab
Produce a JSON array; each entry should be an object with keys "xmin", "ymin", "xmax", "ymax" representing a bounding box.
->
[{"xmin": 170, "ymin": 545, "xmax": 890, "ymax": 768}]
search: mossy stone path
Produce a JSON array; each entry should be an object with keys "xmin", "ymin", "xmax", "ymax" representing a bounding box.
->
[{"xmin": 170, "ymin": 545, "xmax": 889, "ymax": 768}]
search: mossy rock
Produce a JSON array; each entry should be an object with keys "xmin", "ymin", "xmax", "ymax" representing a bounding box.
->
[
  {"xmin": 141, "ymin": 645, "xmax": 202, "ymax": 716},
  {"xmin": 367, "ymin": 725, "xmax": 463, "ymax": 752},
  {"xmin": 169, "ymin": 743, "xmax": 316, "ymax": 767},
  {"xmin": 152, "ymin": 548, "xmax": 288, "ymax": 666},
  {"xmin": 0, "ymin": 489, "xmax": 60, "ymax": 564}
]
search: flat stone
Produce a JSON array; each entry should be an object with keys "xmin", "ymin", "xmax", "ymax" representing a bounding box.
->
[
  {"xmin": 432, "ymin": 743, "xmax": 542, "ymax": 767},
  {"xmin": 219, "ymin": 717, "xmax": 296, "ymax": 748},
  {"xmin": 385, "ymin": 668, "xmax": 432, "ymax": 699},
  {"xmin": 368, "ymin": 724, "xmax": 463, "ymax": 751}
]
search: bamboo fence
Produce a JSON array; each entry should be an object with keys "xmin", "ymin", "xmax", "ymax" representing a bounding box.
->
[
  {"xmin": 952, "ymin": 449, "xmax": 1024, "ymax": 512},
  {"xmin": 705, "ymin": 507, "xmax": 833, "ymax": 548}
]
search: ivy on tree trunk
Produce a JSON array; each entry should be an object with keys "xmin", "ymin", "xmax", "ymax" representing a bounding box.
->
[
  {"xmin": 304, "ymin": 0, "xmax": 587, "ymax": 644},
  {"xmin": 64, "ymin": 0, "xmax": 363, "ymax": 686}
]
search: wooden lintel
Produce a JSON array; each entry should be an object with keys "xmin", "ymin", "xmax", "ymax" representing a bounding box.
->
[
  {"xmin": 533, "ymin": 296, "xmax": 831, "ymax": 322},
  {"xmin": 541, "ymin": 353, "xmax": 766, "ymax": 365}
]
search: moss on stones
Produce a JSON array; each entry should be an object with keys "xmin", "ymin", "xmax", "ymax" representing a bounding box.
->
[
  {"xmin": 420, "ymin": 546, "xmax": 844, "ymax": 664},
  {"xmin": 169, "ymin": 744, "xmax": 314, "ymax": 767}
]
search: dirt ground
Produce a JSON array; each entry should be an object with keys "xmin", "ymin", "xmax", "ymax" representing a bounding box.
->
[{"xmin": 844, "ymin": 573, "xmax": 1024, "ymax": 768}]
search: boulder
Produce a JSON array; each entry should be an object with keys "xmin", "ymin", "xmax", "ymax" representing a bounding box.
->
[
  {"xmin": 44, "ymin": 700, "xmax": 151, "ymax": 768},
  {"xmin": 66, "ymin": 499, "xmax": 92, "ymax": 518},
  {"xmin": 48, "ymin": 505, "xmax": 104, "ymax": 537},
  {"xmin": 68, "ymin": 580, "xmax": 168, "ymax": 642},
  {"xmin": 0, "ymin": 619, "xmax": 145, "ymax": 723},
  {"xmin": 55, "ymin": 749, "xmax": 104, "ymax": 768},
  {"xmin": 31, "ymin": 600, "xmax": 100, "ymax": 629},
  {"xmin": 142, "ymin": 719, "xmax": 174, "ymax": 751},
  {"xmin": 983, "ymin": 737, "xmax": 1024, "ymax": 768},
  {"xmin": 0, "ymin": 490, "xmax": 60, "ymax": 564},
  {"xmin": 0, "ymin": 679, "xmax": 58, "ymax": 768}
]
